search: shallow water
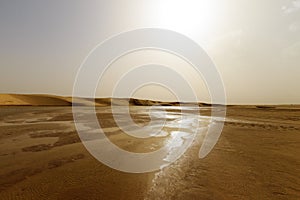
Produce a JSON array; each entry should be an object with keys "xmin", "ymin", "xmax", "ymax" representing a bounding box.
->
[{"xmin": 0, "ymin": 106, "xmax": 299, "ymax": 199}]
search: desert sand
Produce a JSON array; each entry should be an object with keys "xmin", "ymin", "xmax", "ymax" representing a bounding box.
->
[{"xmin": 0, "ymin": 94, "xmax": 299, "ymax": 199}]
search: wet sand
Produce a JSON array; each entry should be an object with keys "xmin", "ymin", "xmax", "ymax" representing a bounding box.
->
[{"xmin": 0, "ymin": 106, "xmax": 299, "ymax": 199}]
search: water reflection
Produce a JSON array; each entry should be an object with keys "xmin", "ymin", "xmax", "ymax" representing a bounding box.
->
[{"xmin": 74, "ymin": 106, "xmax": 213, "ymax": 173}]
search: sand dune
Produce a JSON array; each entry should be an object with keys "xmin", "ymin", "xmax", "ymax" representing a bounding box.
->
[
  {"xmin": 0, "ymin": 94, "xmax": 202, "ymax": 107},
  {"xmin": 1, "ymin": 94, "xmax": 298, "ymax": 110},
  {"xmin": 0, "ymin": 94, "xmax": 71, "ymax": 106},
  {"xmin": 0, "ymin": 94, "xmax": 120, "ymax": 107}
]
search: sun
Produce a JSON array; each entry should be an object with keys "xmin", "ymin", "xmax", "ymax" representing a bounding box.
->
[{"xmin": 152, "ymin": 0, "xmax": 221, "ymax": 38}]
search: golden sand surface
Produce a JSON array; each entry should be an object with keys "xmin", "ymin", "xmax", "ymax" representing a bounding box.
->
[{"xmin": 0, "ymin": 102, "xmax": 299, "ymax": 199}]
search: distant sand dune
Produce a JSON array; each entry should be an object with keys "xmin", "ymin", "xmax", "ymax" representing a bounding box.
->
[
  {"xmin": 0, "ymin": 94, "xmax": 71, "ymax": 106},
  {"xmin": 1, "ymin": 94, "xmax": 298, "ymax": 108},
  {"xmin": 0, "ymin": 94, "xmax": 200, "ymax": 107}
]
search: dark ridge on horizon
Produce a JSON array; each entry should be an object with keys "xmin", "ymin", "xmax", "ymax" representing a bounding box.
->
[{"xmin": 0, "ymin": 93, "xmax": 299, "ymax": 107}]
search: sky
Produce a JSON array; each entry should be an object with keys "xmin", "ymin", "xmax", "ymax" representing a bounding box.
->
[{"xmin": 0, "ymin": 0, "xmax": 299, "ymax": 104}]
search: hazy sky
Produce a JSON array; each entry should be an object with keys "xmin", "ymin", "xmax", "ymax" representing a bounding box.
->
[{"xmin": 0, "ymin": 0, "xmax": 299, "ymax": 104}]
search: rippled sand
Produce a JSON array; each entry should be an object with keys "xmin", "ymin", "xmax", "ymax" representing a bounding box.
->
[{"xmin": 0, "ymin": 106, "xmax": 299, "ymax": 199}]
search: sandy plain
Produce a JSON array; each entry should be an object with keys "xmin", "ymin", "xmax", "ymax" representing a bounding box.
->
[{"xmin": 0, "ymin": 94, "xmax": 299, "ymax": 200}]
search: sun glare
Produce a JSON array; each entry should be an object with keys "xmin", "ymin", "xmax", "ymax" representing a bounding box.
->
[{"xmin": 153, "ymin": 0, "xmax": 221, "ymax": 37}]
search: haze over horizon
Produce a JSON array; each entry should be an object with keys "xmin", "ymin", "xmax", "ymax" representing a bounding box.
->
[{"xmin": 1, "ymin": 0, "xmax": 300, "ymax": 104}]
